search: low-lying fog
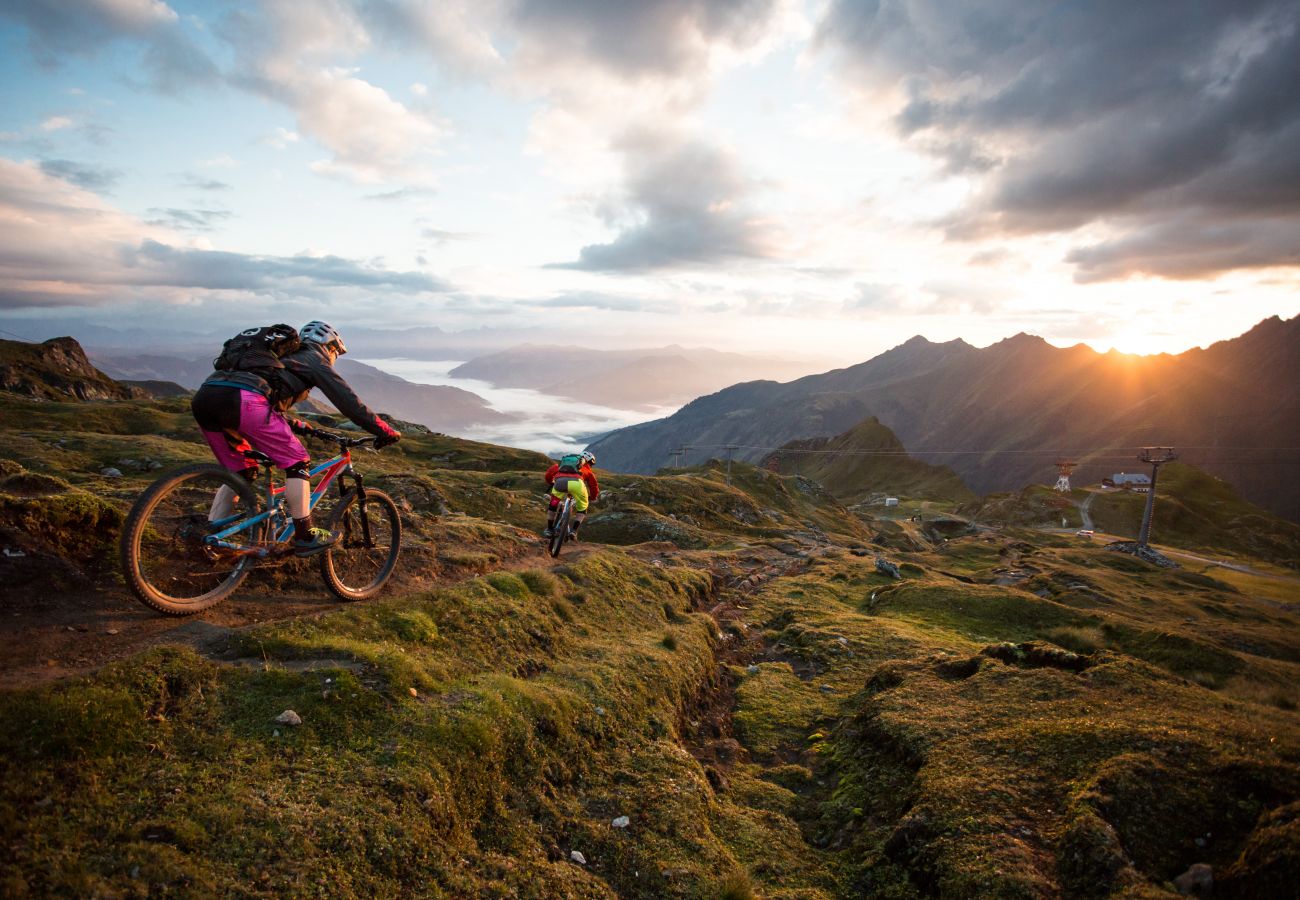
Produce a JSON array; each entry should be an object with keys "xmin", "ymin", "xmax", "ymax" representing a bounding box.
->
[{"xmin": 360, "ymin": 358, "xmax": 678, "ymax": 457}]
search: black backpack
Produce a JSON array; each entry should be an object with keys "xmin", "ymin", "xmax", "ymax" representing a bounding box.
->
[{"xmin": 213, "ymin": 324, "xmax": 301, "ymax": 373}]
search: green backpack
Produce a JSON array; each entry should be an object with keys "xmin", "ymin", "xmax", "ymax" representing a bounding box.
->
[{"xmin": 557, "ymin": 454, "xmax": 583, "ymax": 474}]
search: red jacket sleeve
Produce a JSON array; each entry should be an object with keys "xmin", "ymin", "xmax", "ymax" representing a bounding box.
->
[
  {"xmin": 544, "ymin": 463, "xmax": 559, "ymax": 486},
  {"xmin": 582, "ymin": 467, "xmax": 600, "ymax": 500}
]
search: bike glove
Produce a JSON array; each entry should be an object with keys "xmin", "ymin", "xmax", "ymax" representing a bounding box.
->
[{"xmin": 374, "ymin": 432, "xmax": 401, "ymax": 449}]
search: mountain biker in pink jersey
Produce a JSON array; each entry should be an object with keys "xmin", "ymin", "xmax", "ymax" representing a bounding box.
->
[
  {"xmin": 544, "ymin": 451, "xmax": 599, "ymax": 539},
  {"xmin": 190, "ymin": 321, "xmax": 400, "ymax": 555}
]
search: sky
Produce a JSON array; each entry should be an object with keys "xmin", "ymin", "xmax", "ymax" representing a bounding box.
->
[{"xmin": 0, "ymin": 0, "xmax": 1297, "ymax": 367}]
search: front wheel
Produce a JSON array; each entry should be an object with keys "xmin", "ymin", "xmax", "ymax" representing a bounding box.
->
[
  {"xmin": 320, "ymin": 489, "xmax": 401, "ymax": 601},
  {"xmin": 120, "ymin": 463, "xmax": 264, "ymax": 615},
  {"xmin": 548, "ymin": 500, "xmax": 571, "ymax": 558}
]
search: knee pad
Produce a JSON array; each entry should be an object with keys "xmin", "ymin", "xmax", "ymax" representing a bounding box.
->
[{"xmin": 284, "ymin": 461, "xmax": 311, "ymax": 480}]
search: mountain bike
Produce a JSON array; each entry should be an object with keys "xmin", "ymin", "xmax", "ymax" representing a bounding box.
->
[
  {"xmin": 547, "ymin": 495, "xmax": 576, "ymax": 558},
  {"xmin": 120, "ymin": 432, "xmax": 401, "ymax": 615}
]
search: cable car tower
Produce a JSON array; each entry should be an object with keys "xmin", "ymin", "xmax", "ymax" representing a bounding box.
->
[{"xmin": 1053, "ymin": 458, "xmax": 1078, "ymax": 493}]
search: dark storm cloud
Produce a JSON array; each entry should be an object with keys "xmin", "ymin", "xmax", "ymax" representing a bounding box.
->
[
  {"xmin": 818, "ymin": 0, "xmax": 1300, "ymax": 280},
  {"xmin": 117, "ymin": 240, "xmax": 453, "ymax": 293},
  {"xmin": 551, "ymin": 132, "xmax": 777, "ymax": 272},
  {"xmin": 144, "ymin": 207, "xmax": 232, "ymax": 232},
  {"xmin": 1, "ymin": 0, "xmax": 219, "ymax": 93},
  {"xmin": 1067, "ymin": 217, "xmax": 1300, "ymax": 283},
  {"xmin": 510, "ymin": 0, "xmax": 779, "ymax": 76},
  {"xmin": 38, "ymin": 159, "xmax": 122, "ymax": 193}
]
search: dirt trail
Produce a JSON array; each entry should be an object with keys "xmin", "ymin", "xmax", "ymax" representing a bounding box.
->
[{"xmin": 0, "ymin": 537, "xmax": 594, "ymax": 690}]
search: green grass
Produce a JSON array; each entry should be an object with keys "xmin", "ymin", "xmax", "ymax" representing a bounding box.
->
[{"xmin": 3, "ymin": 394, "xmax": 1300, "ymax": 897}]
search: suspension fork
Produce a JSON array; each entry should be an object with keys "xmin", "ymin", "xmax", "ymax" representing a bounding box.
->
[{"xmin": 335, "ymin": 468, "xmax": 375, "ymax": 548}]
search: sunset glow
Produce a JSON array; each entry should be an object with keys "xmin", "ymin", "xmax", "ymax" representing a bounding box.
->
[{"xmin": 0, "ymin": 1, "xmax": 1297, "ymax": 363}]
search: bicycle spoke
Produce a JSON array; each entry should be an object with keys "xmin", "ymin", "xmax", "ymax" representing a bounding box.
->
[
  {"xmin": 321, "ymin": 490, "xmax": 401, "ymax": 600},
  {"xmin": 126, "ymin": 467, "xmax": 262, "ymax": 612}
]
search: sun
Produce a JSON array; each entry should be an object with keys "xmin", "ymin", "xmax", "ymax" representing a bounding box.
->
[{"xmin": 1105, "ymin": 330, "xmax": 1173, "ymax": 357}]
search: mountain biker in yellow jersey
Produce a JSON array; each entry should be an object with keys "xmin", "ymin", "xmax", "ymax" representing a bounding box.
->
[
  {"xmin": 544, "ymin": 451, "xmax": 599, "ymax": 539},
  {"xmin": 190, "ymin": 321, "xmax": 401, "ymax": 556}
]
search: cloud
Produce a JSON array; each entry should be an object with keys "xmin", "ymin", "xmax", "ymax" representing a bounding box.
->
[
  {"xmin": 117, "ymin": 240, "xmax": 452, "ymax": 292},
  {"xmin": 552, "ymin": 130, "xmax": 780, "ymax": 272},
  {"xmin": 178, "ymin": 173, "xmax": 231, "ymax": 191},
  {"xmin": 1067, "ymin": 217, "xmax": 1300, "ymax": 283},
  {"xmin": 38, "ymin": 159, "xmax": 122, "ymax": 193},
  {"xmin": 40, "ymin": 115, "xmax": 74, "ymax": 131},
  {"xmin": 365, "ymin": 186, "xmax": 437, "ymax": 201},
  {"xmin": 817, "ymin": 0, "xmax": 1300, "ymax": 280},
  {"xmin": 509, "ymin": 0, "xmax": 781, "ymax": 78},
  {"xmin": 144, "ymin": 207, "xmax": 232, "ymax": 232},
  {"xmin": 2, "ymin": 0, "xmax": 218, "ymax": 93},
  {"xmin": 536, "ymin": 291, "xmax": 659, "ymax": 312},
  {"xmin": 0, "ymin": 158, "xmax": 452, "ymax": 310},
  {"xmin": 263, "ymin": 126, "xmax": 300, "ymax": 149},
  {"xmin": 221, "ymin": 2, "xmax": 443, "ymax": 184},
  {"xmin": 361, "ymin": 0, "xmax": 504, "ymax": 76},
  {"xmin": 420, "ymin": 228, "xmax": 474, "ymax": 244}
]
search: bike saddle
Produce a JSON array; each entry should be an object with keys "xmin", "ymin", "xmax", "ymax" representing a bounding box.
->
[{"xmin": 242, "ymin": 449, "xmax": 273, "ymax": 465}]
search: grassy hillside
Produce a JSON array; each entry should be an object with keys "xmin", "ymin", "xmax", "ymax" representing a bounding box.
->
[
  {"xmin": 772, "ymin": 417, "xmax": 975, "ymax": 506},
  {"xmin": 960, "ymin": 484, "xmax": 1086, "ymax": 530},
  {"xmin": 2, "ymin": 394, "xmax": 1299, "ymax": 897},
  {"xmin": 1088, "ymin": 464, "xmax": 1300, "ymax": 567}
]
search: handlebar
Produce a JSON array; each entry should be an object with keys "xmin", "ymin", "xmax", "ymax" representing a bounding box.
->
[{"xmin": 307, "ymin": 429, "xmax": 377, "ymax": 449}]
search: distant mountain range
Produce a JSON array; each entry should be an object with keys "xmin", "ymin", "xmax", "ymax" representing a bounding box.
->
[
  {"xmin": 449, "ymin": 344, "xmax": 814, "ymax": 411},
  {"xmin": 85, "ymin": 349, "xmax": 510, "ymax": 434},
  {"xmin": 590, "ymin": 315, "xmax": 1300, "ymax": 522}
]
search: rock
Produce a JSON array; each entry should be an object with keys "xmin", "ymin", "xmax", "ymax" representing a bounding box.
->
[
  {"xmin": 274, "ymin": 709, "xmax": 303, "ymax": 727},
  {"xmin": 408, "ymin": 687, "xmax": 418, "ymax": 698},
  {"xmin": 819, "ymin": 685, "xmax": 836, "ymax": 694},
  {"xmin": 1172, "ymin": 863, "xmax": 1212, "ymax": 895},
  {"xmin": 875, "ymin": 557, "xmax": 902, "ymax": 579},
  {"xmin": 106, "ymin": 628, "xmax": 119, "ymax": 635},
  {"xmin": 118, "ymin": 459, "xmax": 138, "ymax": 469},
  {"xmin": 746, "ymin": 664, "xmax": 760, "ymax": 675},
  {"xmin": 612, "ymin": 816, "xmax": 630, "ymax": 828},
  {"xmin": 100, "ymin": 467, "xmax": 123, "ymax": 478},
  {"xmin": 594, "ymin": 706, "xmax": 606, "ymax": 717},
  {"xmin": 570, "ymin": 850, "xmax": 587, "ymax": 865},
  {"xmin": 147, "ymin": 461, "xmax": 163, "ymax": 470}
]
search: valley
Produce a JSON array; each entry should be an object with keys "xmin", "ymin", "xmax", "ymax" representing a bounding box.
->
[{"xmin": 2, "ymin": 344, "xmax": 1298, "ymax": 897}]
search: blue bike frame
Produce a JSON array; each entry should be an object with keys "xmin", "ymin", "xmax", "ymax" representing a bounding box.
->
[{"xmin": 203, "ymin": 452, "xmax": 356, "ymax": 558}]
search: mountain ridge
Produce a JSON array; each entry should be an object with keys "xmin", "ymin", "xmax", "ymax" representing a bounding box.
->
[{"xmin": 590, "ymin": 315, "xmax": 1300, "ymax": 521}]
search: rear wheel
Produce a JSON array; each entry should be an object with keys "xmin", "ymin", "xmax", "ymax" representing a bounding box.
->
[
  {"xmin": 120, "ymin": 464, "xmax": 264, "ymax": 615},
  {"xmin": 548, "ymin": 499, "xmax": 571, "ymax": 558},
  {"xmin": 320, "ymin": 489, "xmax": 401, "ymax": 601}
]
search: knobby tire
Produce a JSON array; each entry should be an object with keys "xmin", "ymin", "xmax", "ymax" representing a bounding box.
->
[
  {"xmin": 548, "ymin": 499, "xmax": 571, "ymax": 558},
  {"xmin": 120, "ymin": 463, "xmax": 263, "ymax": 616},
  {"xmin": 319, "ymin": 488, "xmax": 401, "ymax": 601}
]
